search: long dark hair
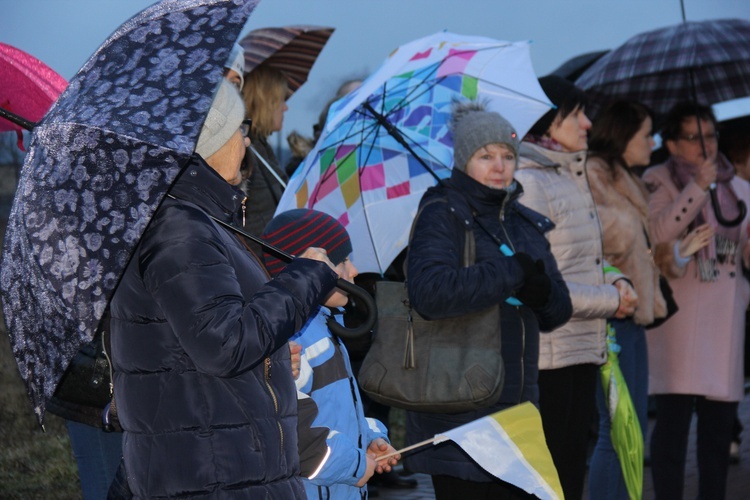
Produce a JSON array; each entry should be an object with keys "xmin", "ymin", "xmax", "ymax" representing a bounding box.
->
[{"xmin": 589, "ymin": 100, "xmax": 653, "ymax": 173}]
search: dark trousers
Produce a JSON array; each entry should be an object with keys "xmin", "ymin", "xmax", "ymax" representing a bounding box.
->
[
  {"xmin": 431, "ymin": 475, "xmax": 534, "ymax": 500},
  {"xmin": 650, "ymin": 394, "xmax": 737, "ymax": 500},
  {"xmin": 537, "ymin": 363, "xmax": 598, "ymax": 500}
]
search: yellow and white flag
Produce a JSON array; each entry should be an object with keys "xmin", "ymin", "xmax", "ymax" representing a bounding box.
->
[{"xmin": 434, "ymin": 402, "xmax": 563, "ymax": 500}]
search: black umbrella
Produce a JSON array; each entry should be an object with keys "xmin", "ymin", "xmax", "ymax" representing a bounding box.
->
[
  {"xmin": 0, "ymin": 0, "xmax": 307, "ymax": 424},
  {"xmin": 575, "ymin": 18, "xmax": 750, "ymax": 227},
  {"xmin": 547, "ymin": 50, "xmax": 609, "ymax": 82}
]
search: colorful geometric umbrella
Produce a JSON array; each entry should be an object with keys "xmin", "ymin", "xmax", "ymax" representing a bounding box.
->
[
  {"xmin": 239, "ymin": 25, "xmax": 334, "ymax": 95},
  {"xmin": 575, "ymin": 18, "xmax": 750, "ymax": 119},
  {"xmin": 600, "ymin": 324, "xmax": 643, "ymax": 500},
  {"xmin": 275, "ymin": 32, "xmax": 552, "ymax": 274},
  {"xmin": 0, "ymin": 42, "xmax": 67, "ymax": 149},
  {"xmin": 0, "ymin": 0, "xmax": 259, "ymax": 424}
]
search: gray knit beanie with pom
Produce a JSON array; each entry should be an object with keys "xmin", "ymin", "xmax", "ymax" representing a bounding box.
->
[{"xmin": 451, "ymin": 100, "xmax": 519, "ymax": 172}]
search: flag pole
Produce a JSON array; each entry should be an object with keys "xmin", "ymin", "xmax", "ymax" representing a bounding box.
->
[{"xmin": 375, "ymin": 436, "xmax": 437, "ymax": 462}]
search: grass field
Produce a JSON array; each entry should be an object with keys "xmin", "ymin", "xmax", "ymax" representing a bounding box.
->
[{"xmin": 0, "ymin": 327, "xmax": 81, "ymax": 499}]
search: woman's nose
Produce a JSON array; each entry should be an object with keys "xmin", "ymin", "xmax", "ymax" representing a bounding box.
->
[{"xmin": 581, "ymin": 113, "xmax": 592, "ymax": 130}]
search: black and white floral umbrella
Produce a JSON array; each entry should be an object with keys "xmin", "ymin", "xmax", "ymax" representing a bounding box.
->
[{"xmin": 0, "ymin": 0, "xmax": 259, "ymax": 423}]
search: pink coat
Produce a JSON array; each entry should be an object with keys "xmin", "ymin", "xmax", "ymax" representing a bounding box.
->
[{"xmin": 643, "ymin": 164, "xmax": 750, "ymax": 402}]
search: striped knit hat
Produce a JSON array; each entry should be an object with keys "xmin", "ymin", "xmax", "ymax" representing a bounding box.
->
[{"xmin": 261, "ymin": 209, "xmax": 353, "ymax": 277}]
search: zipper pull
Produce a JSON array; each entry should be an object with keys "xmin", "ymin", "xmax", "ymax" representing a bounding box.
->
[
  {"xmin": 241, "ymin": 197, "xmax": 247, "ymax": 227},
  {"xmin": 264, "ymin": 357, "xmax": 271, "ymax": 379}
]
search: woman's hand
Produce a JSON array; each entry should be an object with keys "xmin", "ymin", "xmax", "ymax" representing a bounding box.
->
[
  {"xmin": 679, "ymin": 224, "xmax": 714, "ymax": 258},
  {"xmin": 613, "ymin": 279, "xmax": 638, "ymax": 319},
  {"xmin": 298, "ymin": 247, "xmax": 338, "ymax": 273},
  {"xmin": 694, "ymin": 157, "xmax": 718, "ymax": 191}
]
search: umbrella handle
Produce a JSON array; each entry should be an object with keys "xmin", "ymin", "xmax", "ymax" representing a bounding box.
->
[
  {"xmin": 709, "ymin": 184, "xmax": 746, "ymax": 227},
  {"xmin": 326, "ymin": 280, "xmax": 378, "ymax": 340}
]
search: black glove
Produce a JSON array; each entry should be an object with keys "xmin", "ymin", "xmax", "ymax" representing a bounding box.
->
[
  {"xmin": 513, "ymin": 252, "xmax": 539, "ymax": 280},
  {"xmin": 512, "ymin": 252, "xmax": 551, "ymax": 308},
  {"xmin": 516, "ymin": 274, "xmax": 552, "ymax": 308}
]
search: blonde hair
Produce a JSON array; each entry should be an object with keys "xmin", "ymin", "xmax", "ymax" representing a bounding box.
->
[{"xmin": 242, "ymin": 64, "xmax": 289, "ymax": 137}]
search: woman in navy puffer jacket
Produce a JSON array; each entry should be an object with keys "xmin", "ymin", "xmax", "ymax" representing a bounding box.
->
[
  {"xmin": 403, "ymin": 102, "xmax": 572, "ymax": 499},
  {"xmin": 109, "ymin": 80, "xmax": 339, "ymax": 498}
]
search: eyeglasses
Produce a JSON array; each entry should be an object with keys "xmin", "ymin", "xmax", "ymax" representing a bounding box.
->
[
  {"xmin": 240, "ymin": 119, "xmax": 252, "ymax": 138},
  {"xmin": 677, "ymin": 131, "xmax": 719, "ymax": 143}
]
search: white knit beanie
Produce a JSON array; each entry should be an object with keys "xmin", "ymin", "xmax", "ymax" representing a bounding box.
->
[
  {"xmin": 225, "ymin": 43, "xmax": 245, "ymax": 88},
  {"xmin": 196, "ymin": 79, "xmax": 245, "ymax": 159}
]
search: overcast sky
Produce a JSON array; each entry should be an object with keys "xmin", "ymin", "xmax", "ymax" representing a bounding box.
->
[{"xmin": 2, "ymin": 0, "xmax": 748, "ymax": 151}]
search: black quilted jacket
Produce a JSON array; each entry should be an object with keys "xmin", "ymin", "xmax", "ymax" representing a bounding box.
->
[
  {"xmin": 110, "ymin": 155, "xmax": 337, "ymax": 498},
  {"xmin": 404, "ymin": 168, "xmax": 572, "ymax": 482}
]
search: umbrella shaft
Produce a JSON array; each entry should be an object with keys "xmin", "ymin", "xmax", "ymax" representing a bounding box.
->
[{"xmin": 362, "ymin": 102, "xmax": 442, "ymax": 183}]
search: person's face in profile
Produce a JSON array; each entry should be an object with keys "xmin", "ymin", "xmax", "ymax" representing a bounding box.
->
[{"xmin": 548, "ymin": 106, "xmax": 591, "ymax": 152}]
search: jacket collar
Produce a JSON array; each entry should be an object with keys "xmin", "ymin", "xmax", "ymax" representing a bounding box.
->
[
  {"xmin": 518, "ymin": 141, "xmax": 588, "ymax": 172},
  {"xmin": 168, "ymin": 154, "xmax": 247, "ymax": 224},
  {"xmin": 448, "ymin": 168, "xmax": 522, "ymax": 216}
]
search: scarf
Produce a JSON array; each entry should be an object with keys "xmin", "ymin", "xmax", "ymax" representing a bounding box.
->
[
  {"xmin": 666, "ymin": 153, "xmax": 741, "ymax": 281},
  {"xmin": 522, "ymin": 133, "xmax": 566, "ymax": 152}
]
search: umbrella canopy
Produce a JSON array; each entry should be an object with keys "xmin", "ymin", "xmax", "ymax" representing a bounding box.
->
[
  {"xmin": 575, "ymin": 18, "xmax": 750, "ymax": 120},
  {"xmin": 0, "ymin": 42, "xmax": 67, "ymax": 148},
  {"xmin": 0, "ymin": 0, "xmax": 259, "ymax": 423},
  {"xmin": 239, "ymin": 25, "xmax": 334, "ymax": 95},
  {"xmin": 275, "ymin": 32, "xmax": 552, "ymax": 274},
  {"xmin": 547, "ymin": 50, "xmax": 609, "ymax": 82}
]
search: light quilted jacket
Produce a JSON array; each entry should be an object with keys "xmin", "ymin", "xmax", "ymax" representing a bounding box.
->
[{"xmin": 515, "ymin": 142, "xmax": 622, "ymax": 369}]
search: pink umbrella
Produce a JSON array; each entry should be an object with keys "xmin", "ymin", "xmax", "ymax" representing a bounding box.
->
[{"xmin": 0, "ymin": 42, "xmax": 67, "ymax": 149}]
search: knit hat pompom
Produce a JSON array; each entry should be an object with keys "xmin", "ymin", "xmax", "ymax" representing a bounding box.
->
[
  {"xmin": 195, "ymin": 79, "xmax": 245, "ymax": 159},
  {"xmin": 261, "ymin": 209, "xmax": 353, "ymax": 277},
  {"xmin": 451, "ymin": 100, "xmax": 518, "ymax": 172}
]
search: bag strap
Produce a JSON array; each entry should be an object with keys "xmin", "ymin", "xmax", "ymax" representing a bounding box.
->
[{"xmin": 406, "ymin": 197, "xmax": 475, "ymax": 278}]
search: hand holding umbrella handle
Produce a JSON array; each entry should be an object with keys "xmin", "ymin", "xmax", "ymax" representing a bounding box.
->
[
  {"xmin": 196, "ymin": 204, "xmax": 377, "ymax": 339},
  {"xmin": 709, "ymin": 183, "xmax": 746, "ymax": 227}
]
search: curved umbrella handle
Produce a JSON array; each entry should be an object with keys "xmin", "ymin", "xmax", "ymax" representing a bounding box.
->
[
  {"xmin": 709, "ymin": 184, "xmax": 747, "ymax": 228},
  {"xmin": 326, "ymin": 279, "xmax": 378, "ymax": 339}
]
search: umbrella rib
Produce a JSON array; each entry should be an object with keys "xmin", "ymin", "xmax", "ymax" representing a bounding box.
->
[{"xmin": 353, "ymin": 122, "xmax": 389, "ymax": 273}]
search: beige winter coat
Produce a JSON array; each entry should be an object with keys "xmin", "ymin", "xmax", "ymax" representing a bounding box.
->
[
  {"xmin": 516, "ymin": 143, "xmax": 621, "ymax": 370},
  {"xmin": 586, "ymin": 157, "xmax": 669, "ymax": 326}
]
